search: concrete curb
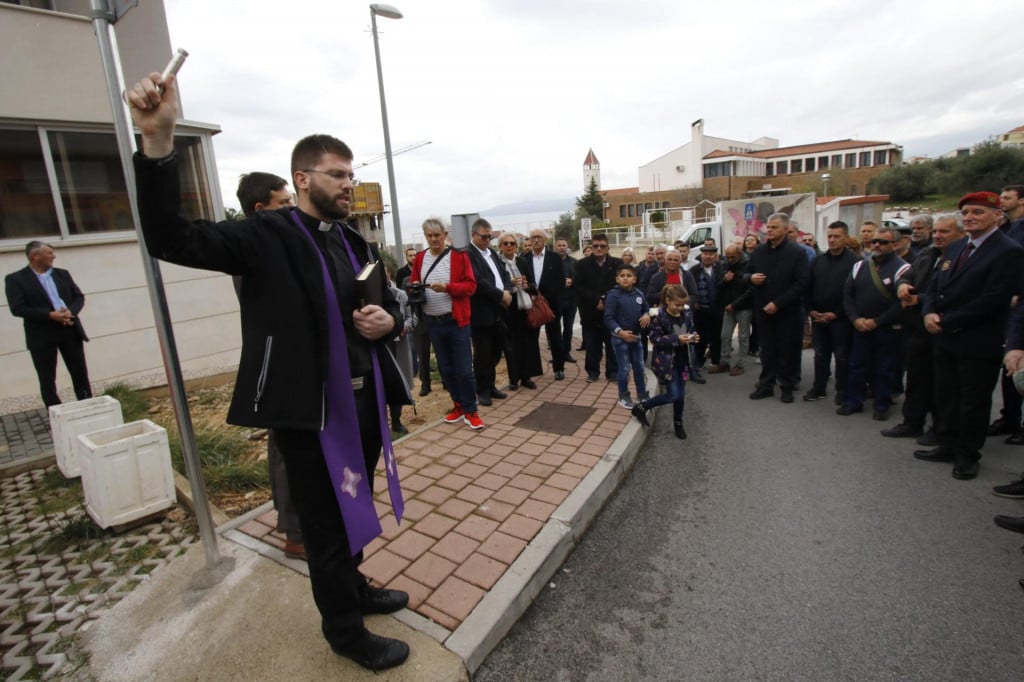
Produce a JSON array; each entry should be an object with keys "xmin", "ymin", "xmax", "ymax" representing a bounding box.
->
[
  {"xmin": 445, "ymin": 370, "xmax": 656, "ymax": 673},
  {"xmin": 0, "ymin": 452, "xmax": 55, "ymax": 478}
]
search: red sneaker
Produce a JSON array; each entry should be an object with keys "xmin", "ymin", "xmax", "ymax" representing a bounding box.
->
[
  {"xmin": 444, "ymin": 404, "xmax": 464, "ymax": 423},
  {"xmin": 463, "ymin": 411, "xmax": 485, "ymax": 430}
]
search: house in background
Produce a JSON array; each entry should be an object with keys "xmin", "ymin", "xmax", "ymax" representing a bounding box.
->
[{"xmin": 0, "ymin": 0, "xmax": 235, "ymax": 412}]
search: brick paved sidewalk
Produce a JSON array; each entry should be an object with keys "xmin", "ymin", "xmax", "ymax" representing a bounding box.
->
[{"xmin": 232, "ymin": 363, "xmax": 635, "ymax": 633}]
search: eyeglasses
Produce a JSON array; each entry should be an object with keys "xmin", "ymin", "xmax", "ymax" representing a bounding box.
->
[
  {"xmin": 499, "ymin": 241, "xmax": 516, "ymax": 246},
  {"xmin": 302, "ymin": 168, "xmax": 356, "ymax": 182},
  {"xmin": 475, "ymin": 233, "xmax": 492, "ymax": 240},
  {"xmin": 530, "ymin": 235, "xmax": 545, "ymax": 239},
  {"xmin": 591, "ymin": 244, "xmax": 608, "ymax": 249},
  {"xmin": 870, "ymin": 238, "xmax": 894, "ymax": 245}
]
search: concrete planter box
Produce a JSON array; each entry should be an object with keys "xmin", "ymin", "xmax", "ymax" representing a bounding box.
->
[
  {"xmin": 48, "ymin": 396, "xmax": 124, "ymax": 478},
  {"xmin": 77, "ymin": 420, "xmax": 177, "ymax": 528}
]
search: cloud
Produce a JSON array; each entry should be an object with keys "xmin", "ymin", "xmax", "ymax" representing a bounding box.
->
[{"xmin": 163, "ymin": 0, "xmax": 1024, "ymax": 245}]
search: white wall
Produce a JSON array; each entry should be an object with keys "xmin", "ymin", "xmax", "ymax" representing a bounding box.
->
[{"xmin": 1, "ymin": 240, "xmax": 241, "ymax": 414}]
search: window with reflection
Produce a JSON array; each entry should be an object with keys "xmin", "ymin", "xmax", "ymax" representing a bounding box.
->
[{"xmin": 0, "ymin": 129, "xmax": 60, "ymax": 240}]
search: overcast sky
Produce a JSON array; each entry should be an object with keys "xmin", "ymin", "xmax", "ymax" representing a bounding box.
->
[{"xmin": 162, "ymin": 0, "xmax": 1024, "ymax": 244}]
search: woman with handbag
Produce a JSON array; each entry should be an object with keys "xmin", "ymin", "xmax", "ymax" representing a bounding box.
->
[{"xmin": 498, "ymin": 235, "xmax": 542, "ymax": 389}]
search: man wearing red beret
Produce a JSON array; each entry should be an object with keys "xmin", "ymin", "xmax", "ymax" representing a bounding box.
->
[{"xmin": 915, "ymin": 191, "xmax": 1024, "ymax": 479}]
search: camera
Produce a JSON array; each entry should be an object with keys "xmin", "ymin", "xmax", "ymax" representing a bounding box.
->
[{"xmin": 405, "ymin": 281, "xmax": 426, "ymax": 305}]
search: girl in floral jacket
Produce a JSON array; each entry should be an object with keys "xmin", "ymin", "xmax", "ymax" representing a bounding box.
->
[{"xmin": 631, "ymin": 284, "xmax": 698, "ymax": 439}]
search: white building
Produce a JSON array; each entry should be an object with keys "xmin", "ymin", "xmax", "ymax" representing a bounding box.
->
[
  {"xmin": 0, "ymin": 1, "xmax": 235, "ymax": 413},
  {"xmin": 638, "ymin": 119, "xmax": 778, "ymax": 192}
]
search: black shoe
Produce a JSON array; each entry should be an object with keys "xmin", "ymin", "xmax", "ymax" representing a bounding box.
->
[
  {"xmin": 835, "ymin": 405, "xmax": 863, "ymax": 416},
  {"xmin": 392, "ymin": 424, "xmax": 408, "ymax": 436},
  {"xmin": 477, "ymin": 393, "xmax": 492, "ymax": 407},
  {"xmin": 418, "ymin": 385, "xmax": 431, "ymax": 397},
  {"xmin": 913, "ymin": 448, "xmax": 954, "ymax": 462},
  {"xmin": 872, "ymin": 409, "xmax": 889, "ymax": 421},
  {"xmin": 780, "ymin": 387, "xmax": 794, "ymax": 403},
  {"xmin": 749, "ymin": 387, "xmax": 773, "ymax": 400},
  {"xmin": 674, "ymin": 420, "xmax": 687, "ymax": 439},
  {"xmin": 586, "ymin": 374, "xmax": 599, "ymax": 383},
  {"xmin": 490, "ymin": 388, "xmax": 507, "ymax": 400},
  {"xmin": 988, "ymin": 417, "xmax": 1015, "ymax": 436},
  {"xmin": 554, "ymin": 371, "xmax": 565, "ymax": 380},
  {"xmin": 881, "ymin": 423, "xmax": 923, "ymax": 438},
  {"xmin": 994, "ymin": 515, "xmax": 1024, "ymax": 533},
  {"xmin": 834, "ymin": 391, "xmax": 847, "ymax": 406},
  {"xmin": 508, "ymin": 381, "xmax": 519, "ymax": 390},
  {"xmin": 332, "ymin": 631, "xmax": 410, "ymax": 671},
  {"xmin": 521, "ymin": 379, "xmax": 538, "ymax": 389},
  {"xmin": 916, "ymin": 428, "xmax": 938, "ymax": 446},
  {"xmin": 360, "ymin": 585, "xmax": 409, "ymax": 615},
  {"xmin": 803, "ymin": 389, "xmax": 826, "ymax": 402},
  {"xmin": 993, "ymin": 474, "xmax": 1024, "ymax": 499},
  {"xmin": 631, "ymin": 403, "xmax": 650, "ymax": 427},
  {"xmin": 1006, "ymin": 430, "xmax": 1024, "ymax": 445},
  {"xmin": 950, "ymin": 456, "xmax": 974, "ymax": 477},
  {"xmin": 564, "ymin": 355, "xmax": 577, "ymax": 363}
]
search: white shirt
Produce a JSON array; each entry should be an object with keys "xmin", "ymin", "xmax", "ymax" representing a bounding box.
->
[
  {"xmin": 474, "ymin": 244, "xmax": 503, "ymax": 289},
  {"xmin": 532, "ymin": 248, "xmax": 546, "ymax": 285}
]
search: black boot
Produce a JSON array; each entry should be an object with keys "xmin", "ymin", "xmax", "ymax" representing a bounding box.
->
[
  {"xmin": 674, "ymin": 421, "xmax": 687, "ymax": 440},
  {"xmin": 631, "ymin": 402, "xmax": 650, "ymax": 427}
]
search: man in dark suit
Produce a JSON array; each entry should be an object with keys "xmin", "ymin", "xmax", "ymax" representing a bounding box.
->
[
  {"xmin": 521, "ymin": 229, "xmax": 567, "ymax": 380},
  {"xmin": 5, "ymin": 241, "xmax": 92, "ymax": 407},
  {"xmin": 554, "ymin": 237, "xmax": 578, "ymax": 363},
  {"xmin": 466, "ymin": 218, "xmax": 512, "ymax": 406},
  {"xmin": 574, "ymin": 233, "xmax": 622, "ymax": 382},
  {"xmin": 916, "ymin": 192, "xmax": 1024, "ymax": 480},
  {"xmin": 690, "ymin": 244, "xmax": 726, "ymax": 373}
]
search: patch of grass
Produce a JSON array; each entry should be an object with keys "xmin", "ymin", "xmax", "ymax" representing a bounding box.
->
[
  {"xmin": 37, "ymin": 486, "xmax": 83, "ymax": 516},
  {"xmin": 78, "ymin": 545, "xmax": 108, "ymax": 564},
  {"xmin": 38, "ymin": 514, "xmax": 110, "ymax": 554},
  {"xmin": 60, "ymin": 580, "xmax": 94, "ymax": 596},
  {"xmin": 103, "ymin": 383, "xmax": 149, "ymax": 422},
  {"xmin": 117, "ymin": 544, "xmax": 157, "ymax": 567},
  {"xmin": 168, "ymin": 429, "xmax": 269, "ymax": 492},
  {"xmin": 38, "ymin": 468, "xmax": 79, "ymax": 492}
]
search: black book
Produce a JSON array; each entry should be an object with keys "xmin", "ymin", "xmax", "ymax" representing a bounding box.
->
[{"xmin": 355, "ymin": 261, "xmax": 385, "ymax": 308}]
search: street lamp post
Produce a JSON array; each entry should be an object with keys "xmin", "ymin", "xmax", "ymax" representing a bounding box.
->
[
  {"xmin": 821, "ymin": 173, "xmax": 831, "ymax": 199},
  {"xmin": 370, "ymin": 3, "xmax": 404, "ymax": 256}
]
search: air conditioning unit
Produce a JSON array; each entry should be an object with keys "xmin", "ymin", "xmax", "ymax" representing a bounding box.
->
[
  {"xmin": 603, "ymin": 202, "xmax": 610, "ymax": 208},
  {"xmin": 675, "ymin": 165, "xmax": 685, "ymax": 172}
]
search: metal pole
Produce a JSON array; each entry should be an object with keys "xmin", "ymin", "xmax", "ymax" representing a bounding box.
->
[
  {"xmin": 90, "ymin": 1, "xmax": 221, "ymax": 570},
  {"xmin": 371, "ymin": 9, "xmax": 404, "ymax": 257}
]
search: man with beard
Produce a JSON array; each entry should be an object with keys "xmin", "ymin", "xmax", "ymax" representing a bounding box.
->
[
  {"xmin": 916, "ymin": 192, "xmax": 1024, "ymax": 480},
  {"xmin": 128, "ymin": 73, "xmax": 411, "ymax": 671},
  {"xmin": 836, "ymin": 227, "xmax": 910, "ymax": 421},
  {"xmin": 746, "ymin": 213, "xmax": 810, "ymax": 403},
  {"xmin": 990, "ymin": 186, "xmax": 1024, "ymax": 443}
]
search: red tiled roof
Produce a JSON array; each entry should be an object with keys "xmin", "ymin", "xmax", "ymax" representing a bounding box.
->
[
  {"xmin": 1010, "ymin": 125, "xmax": 1024, "ymax": 134},
  {"xmin": 583, "ymin": 148, "xmax": 600, "ymax": 165}
]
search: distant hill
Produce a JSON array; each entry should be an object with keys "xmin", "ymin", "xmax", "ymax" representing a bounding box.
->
[{"xmin": 483, "ymin": 198, "xmax": 574, "ymax": 216}]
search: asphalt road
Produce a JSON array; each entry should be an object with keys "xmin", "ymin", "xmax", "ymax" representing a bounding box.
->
[{"xmin": 477, "ymin": 351, "xmax": 1024, "ymax": 681}]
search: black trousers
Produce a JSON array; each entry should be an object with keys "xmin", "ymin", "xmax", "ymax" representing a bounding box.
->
[
  {"xmin": 267, "ymin": 430, "xmax": 302, "ymax": 542},
  {"xmin": 274, "ymin": 385, "xmax": 382, "ymax": 649},
  {"xmin": 543, "ymin": 316, "xmax": 565, "ymax": 373},
  {"xmin": 754, "ymin": 308, "xmax": 803, "ymax": 390},
  {"xmin": 583, "ymin": 324, "xmax": 617, "ymax": 379},
  {"xmin": 29, "ymin": 327, "xmax": 91, "ymax": 407},
  {"xmin": 472, "ymin": 321, "xmax": 505, "ymax": 395},
  {"xmin": 999, "ymin": 369, "xmax": 1022, "ymax": 428},
  {"xmin": 559, "ymin": 297, "xmax": 577, "ymax": 359},
  {"xmin": 693, "ymin": 309, "xmax": 723, "ymax": 367},
  {"xmin": 413, "ymin": 315, "xmax": 433, "ymax": 387},
  {"xmin": 901, "ymin": 332, "xmax": 937, "ymax": 429},
  {"xmin": 933, "ymin": 346, "xmax": 1002, "ymax": 463}
]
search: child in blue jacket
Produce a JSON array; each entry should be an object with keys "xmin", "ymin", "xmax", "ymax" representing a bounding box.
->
[{"xmin": 604, "ymin": 264, "xmax": 651, "ymax": 409}]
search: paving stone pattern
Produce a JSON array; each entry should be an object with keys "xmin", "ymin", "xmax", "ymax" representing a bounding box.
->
[
  {"xmin": 240, "ymin": 372, "xmax": 628, "ymax": 632},
  {"xmin": 0, "ymin": 409, "xmax": 52, "ymax": 466},
  {"xmin": 0, "ymin": 467, "xmax": 196, "ymax": 680}
]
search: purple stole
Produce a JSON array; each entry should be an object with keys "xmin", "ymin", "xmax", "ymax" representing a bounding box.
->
[{"xmin": 290, "ymin": 211, "xmax": 404, "ymax": 555}]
